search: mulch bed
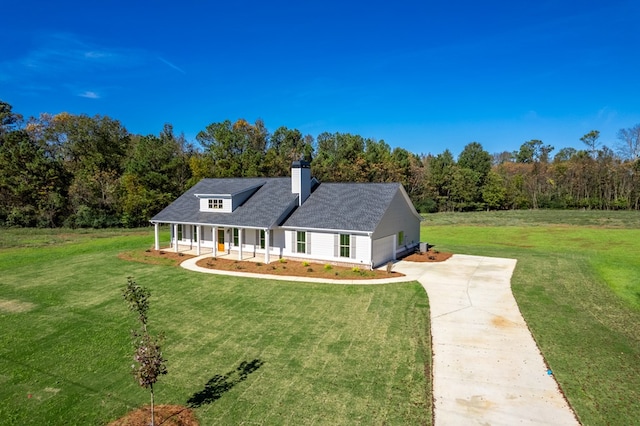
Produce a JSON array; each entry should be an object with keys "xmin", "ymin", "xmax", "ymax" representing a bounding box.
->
[
  {"xmin": 195, "ymin": 256, "xmax": 402, "ymax": 280},
  {"xmin": 402, "ymin": 250, "xmax": 453, "ymax": 262},
  {"xmin": 108, "ymin": 404, "xmax": 198, "ymax": 426},
  {"xmin": 120, "ymin": 248, "xmax": 453, "ymax": 280}
]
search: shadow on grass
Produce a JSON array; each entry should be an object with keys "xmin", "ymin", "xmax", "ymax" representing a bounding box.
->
[{"xmin": 186, "ymin": 359, "xmax": 264, "ymax": 408}]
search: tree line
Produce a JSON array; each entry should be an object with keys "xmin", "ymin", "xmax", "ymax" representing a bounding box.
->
[{"xmin": 1, "ymin": 100, "xmax": 639, "ymax": 228}]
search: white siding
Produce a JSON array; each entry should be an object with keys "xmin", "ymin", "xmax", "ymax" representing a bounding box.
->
[
  {"xmin": 372, "ymin": 234, "xmax": 395, "ymax": 268},
  {"xmin": 372, "ymin": 188, "xmax": 420, "ymax": 251},
  {"xmin": 283, "ymin": 230, "xmax": 371, "ymax": 265},
  {"xmin": 354, "ymin": 234, "xmax": 371, "ymax": 264},
  {"xmin": 199, "ymin": 197, "xmax": 232, "ymax": 212}
]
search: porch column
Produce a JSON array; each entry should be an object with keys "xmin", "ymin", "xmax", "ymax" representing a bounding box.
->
[
  {"xmin": 196, "ymin": 225, "xmax": 201, "ymax": 256},
  {"xmin": 238, "ymin": 228, "xmax": 243, "ymax": 260},
  {"xmin": 213, "ymin": 226, "xmax": 217, "ymax": 257},
  {"xmin": 154, "ymin": 223, "xmax": 160, "ymax": 250},
  {"xmin": 174, "ymin": 224, "xmax": 179, "ymax": 253},
  {"xmin": 264, "ymin": 228, "xmax": 270, "ymax": 264}
]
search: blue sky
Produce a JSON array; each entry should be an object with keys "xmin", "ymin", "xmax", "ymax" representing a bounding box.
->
[{"xmin": 2, "ymin": 0, "xmax": 639, "ymax": 157}]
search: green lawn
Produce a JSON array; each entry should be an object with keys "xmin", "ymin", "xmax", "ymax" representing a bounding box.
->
[
  {"xmin": 423, "ymin": 210, "xmax": 640, "ymax": 425},
  {"xmin": 0, "ymin": 229, "xmax": 431, "ymax": 425},
  {"xmin": 3, "ymin": 210, "xmax": 638, "ymax": 425}
]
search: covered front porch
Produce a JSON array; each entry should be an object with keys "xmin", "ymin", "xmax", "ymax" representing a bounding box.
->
[{"xmin": 151, "ymin": 222, "xmax": 282, "ymax": 263}]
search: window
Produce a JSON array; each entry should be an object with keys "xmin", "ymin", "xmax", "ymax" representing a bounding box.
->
[
  {"xmin": 398, "ymin": 231, "xmax": 404, "ymax": 245},
  {"xmin": 193, "ymin": 225, "xmax": 197, "ymax": 242},
  {"xmin": 339, "ymin": 234, "xmax": 350, "ymax": 257},
  {"xmin": 208, "ymin": 199, "xmax": 223, "ymax": 209},
  {"xmin": 296, "ymin": 231, "xmax": 306, "ymax": 253},
  {"xmin": 233, "ymin": 228, "xmax": 239, "ymax": 246},
  {"xmin": 177, "ymin": 224, "xmax": 183, "ymax": 240},
  {"xmin": 260, "ymin": 230, "xmax": 273, "ymax": 249}
]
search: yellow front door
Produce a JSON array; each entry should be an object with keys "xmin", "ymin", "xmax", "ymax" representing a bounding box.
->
[{"xmin": 217, "ymin": 229, "xmax": 225, "ymax": 252}]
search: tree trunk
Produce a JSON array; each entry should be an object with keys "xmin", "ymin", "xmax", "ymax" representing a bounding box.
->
[{"xmin": 150, "ymin": 383, "xmax": 155, "ymax": 426}]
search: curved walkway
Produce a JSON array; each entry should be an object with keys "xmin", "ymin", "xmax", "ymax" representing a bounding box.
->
[{"xmin": 181, "ymin": 254, "xmax": 579, "ymax": 425}]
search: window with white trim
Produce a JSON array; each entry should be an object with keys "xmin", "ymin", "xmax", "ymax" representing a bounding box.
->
[
  {"xmin": 296, "ymin": 231, "xmax": 306, "ymax": 253},
  {"xmin": 233, "ymin": 228, "xmax": 239, "ymax": 246},
  {"xmin": 339, "ymin": 234, "xmax": 350, "ymax": 257},
  {"xmin": 260, "ymin": 230, "xmax": 272, "ymax": 249},
  {"xmin": 177, "ymin": 224, "xmax": 183, "ymax": 240},
  {"xmin": 208, "ymin": 199, "xmax": 223, "ymax": 209}
]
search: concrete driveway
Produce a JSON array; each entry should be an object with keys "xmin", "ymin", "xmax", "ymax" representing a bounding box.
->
[{"xmin": 395, "ymin": 254, "xmax": 579, "ymax": 425}]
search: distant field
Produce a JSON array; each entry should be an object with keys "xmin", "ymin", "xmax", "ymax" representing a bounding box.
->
[
  {"xmin": 423, "ymin": 210, "xmax": 640, "ymax": 425},
  {"xmin": 0, "ymin": 228, "xmax": 431, "ymax": 425}
]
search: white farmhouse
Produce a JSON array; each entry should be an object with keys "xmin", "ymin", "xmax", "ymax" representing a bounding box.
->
[{"xmin": 151, "ymin": 161, "xmax": 421, "ymax": 268}]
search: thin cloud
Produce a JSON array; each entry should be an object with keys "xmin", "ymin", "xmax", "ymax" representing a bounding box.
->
[
  {"xmin": 0, "ymin": 32, "xmax": 145, "ymax": 87},
  {"xmin": 158, "ymin": 57, "xmax": 186, "ymax": 74},
  {"xmin": 78, "ymin": 91, "xmax": 100, "ymax": 99}
]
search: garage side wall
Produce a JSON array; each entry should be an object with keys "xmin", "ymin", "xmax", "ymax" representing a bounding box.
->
[{"xmin": 371, "ymin": 188, "xmax": 421, "ymax": 254}]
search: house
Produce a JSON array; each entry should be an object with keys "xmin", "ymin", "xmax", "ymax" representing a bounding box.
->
[{"xmin": 150, "ymin": 161, "xmax": 421, "ymax": 268}]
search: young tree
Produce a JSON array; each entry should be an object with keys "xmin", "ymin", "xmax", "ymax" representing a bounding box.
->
[{"xmin": 123, "ymin": 278, "xmax": 167, "ymax": 426}]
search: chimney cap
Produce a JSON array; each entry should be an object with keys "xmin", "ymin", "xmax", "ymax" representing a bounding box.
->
[{"xmin": 291, "ymin": 160, "xmax": 310, "ymax": 168}]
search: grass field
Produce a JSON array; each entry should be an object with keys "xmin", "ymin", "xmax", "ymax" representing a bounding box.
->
[
  {"xmin": 2, "ymin": 209, "xmax": 639, "ymax": 425},
  {"xmin": 423, "ymin": 209, "xmax": 640, "ymax": 425},
  {"xmin": 0, "ymin": 229, "xmax": 431, "ymax": 425}
]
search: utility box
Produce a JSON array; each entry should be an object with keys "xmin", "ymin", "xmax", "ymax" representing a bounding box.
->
[{"xmin": 420, "ymin": 242, "xmax": 428, "ymax": 253}]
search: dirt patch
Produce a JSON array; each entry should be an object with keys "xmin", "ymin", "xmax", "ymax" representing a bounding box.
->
[
  {"xmin": 118, "ymin": 249, "xmax": 196, "ymax": 267},
  {"xmin": 195, "ymin": 257, "xmax": 403, "ymax": 280},
  {"xmin": 0, "ymin": 298, "xmax": 36, "ymax": 313},
  {"xmin": 402, "ymin": 251, "xmax": 453, "ymax": 263},
  {"xmin": 108, "ymin": 404, "xmax": 198, "ymax": 426}
]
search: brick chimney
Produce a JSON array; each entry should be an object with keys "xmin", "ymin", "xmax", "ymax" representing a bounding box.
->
[{"xmin": 291, "ymin": 160, "xmax": 311, "ymax": 206}]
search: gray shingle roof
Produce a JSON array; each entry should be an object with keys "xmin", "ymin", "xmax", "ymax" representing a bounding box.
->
[
  {"xmin": 282, "ymin": 183, "xmax": 401, "ymax": 232},
  {"xmin": 152, "ymin": 178, "xmax": 403, "ymax": 233},
  {"xmin": 151, "ymin": 178, "xmax": 298, "ymax": 228},
  {"xmin": 191, "ymin": 179, "xmax": 264, "ymax": 196}
]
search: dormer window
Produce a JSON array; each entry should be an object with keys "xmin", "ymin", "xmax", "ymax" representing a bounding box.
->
[{"xmin": 208, "ymin": 199, "xmax": 223, "ymax": 209}]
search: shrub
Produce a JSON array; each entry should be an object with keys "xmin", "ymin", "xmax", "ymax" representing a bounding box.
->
[
  {"xmin": 324, "ymin": 264, "xmax": 333, "ymax": 271},
  {"xmin": 302, "ymin": 261, "xmax": 310, "ymax": 267},
  {"xmin": 279, "ymin": 258, "xmax": 287, "ymax": 263},
  {"xmin": 307, "ymin": 268, "xmax": 313, "ymax": 272},
  {"xmin": 351, "ymin": 267, "xmax": 360, "ymax": 273},
  {"xmin": 255, "ymin": 262, "xmax": 262, "ymax": 267}
]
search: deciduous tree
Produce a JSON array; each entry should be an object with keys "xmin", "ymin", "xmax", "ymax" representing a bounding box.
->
[{"xmin": 616, "ymin": 124, "xmax": 640, "ymax": 161}]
